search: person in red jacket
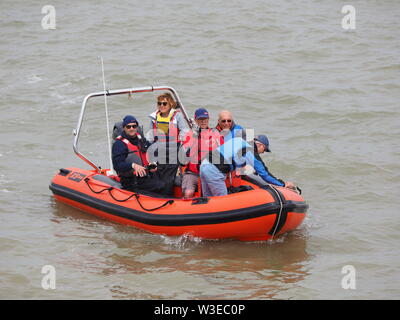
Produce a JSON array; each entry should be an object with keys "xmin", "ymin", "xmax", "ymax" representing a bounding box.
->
[{"xmin": 180, "ymin": 108, "xmax": 223, "ymax": 198}]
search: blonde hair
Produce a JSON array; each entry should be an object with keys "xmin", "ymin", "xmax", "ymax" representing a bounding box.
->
[{"xmin": 157, "ymin": 92, "xmax": 177, "ymax": 109}]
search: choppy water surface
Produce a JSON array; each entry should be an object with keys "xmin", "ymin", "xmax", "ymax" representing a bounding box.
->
[{"xmin": 1, "ymin": 0, "xmax": 399, "ymax": 299}]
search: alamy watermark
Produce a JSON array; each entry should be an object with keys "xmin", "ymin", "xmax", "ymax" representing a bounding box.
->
[
  {"xmin": 41, "ymin": 265, "xmax": 56, "ymax": 290},
  {"xmin": 341, "ymin": 265, "xmax": 356, "ymax": 290},
  {"xmin": 143, "ymin": 128, "xmax": 257, "ymax": 170},
  {"xmin": 41, "ymin": 5, "xmax": 56, "ymax": 30},
  {"xmin": 341, "ymin": 5, "xmax": 356, "ymax": 30}
]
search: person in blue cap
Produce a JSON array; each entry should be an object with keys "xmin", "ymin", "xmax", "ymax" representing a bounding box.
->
[
  {"xmin": 179, "ymin": 108, "xmax": 223, "ymax": 198},
  {"xmin": 199, "ymin": 134, "xmax": 295, "ymax": 197},
  {"xmin": 253, "ymin": 134, "xmax": 295, "ymax": 189},
  {"xmin": 112, "ymin": 115, "xmax": 166, "ymax": 194}
]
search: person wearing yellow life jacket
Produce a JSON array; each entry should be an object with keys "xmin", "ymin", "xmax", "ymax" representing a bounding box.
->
[
  {"xmin": 112, "ymin": 115, "xmax": 166, "ymax": 195},
  {"xmin": 180, "ymin": 108, "xmax": 224, "ymax": 199},
  {"xmin": 147, "ymin": 93, "xmax": 189, "ymax": 197}
]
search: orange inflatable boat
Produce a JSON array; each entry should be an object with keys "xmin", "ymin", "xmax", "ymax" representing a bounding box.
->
[{"xmin": 49, "ymin": 86, "xmax": 308, "ymax": 241}]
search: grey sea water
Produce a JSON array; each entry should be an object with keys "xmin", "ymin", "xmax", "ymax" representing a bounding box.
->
[{"xmin": 0, "ymin": 0, "xmax": 399, "ymax": 299}]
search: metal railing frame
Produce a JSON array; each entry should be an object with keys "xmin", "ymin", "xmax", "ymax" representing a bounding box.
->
[{"xmin": 73, "ymin": 86, "xmax": 192, "ymax": 172}]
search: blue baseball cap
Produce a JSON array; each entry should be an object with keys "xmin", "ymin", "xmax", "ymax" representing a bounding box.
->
[
  {"xmin": 255, "ymin": 134, "xmax": 271, "ymax": 152},
  {"xmin": 194, "ymin": 108, "xmax": 209, "ymax": 119},
  {"xmin": 122, "ymin": 115, "xmax": 138, "ymax": 127}
]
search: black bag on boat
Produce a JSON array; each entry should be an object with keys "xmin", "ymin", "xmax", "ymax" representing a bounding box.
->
[{"xmin": 227, "ymin": 185, "xmax": 254, "ymax": 194}]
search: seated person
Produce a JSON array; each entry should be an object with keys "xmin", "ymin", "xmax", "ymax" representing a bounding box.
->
[
  {"xmin": 199, "ymin": 134, "xmax": 295, "ymax": 197},
  {"xmin": 112, "ymin": 115, "xmax": 166, "ymax": 195},
  {"xmin": 180, "ymin": 108, "xmax": 223, "ymax": 199},
  {"xmin": 252, "ymin": 135, "xmax": 295, "ymax": 189},
  {"xmin": 147, "ymin": 93, "xmax": 189, "ymax": 197},
  {"xmin": 215, "ymin": 110, "xmax": 246, "ymax": 141}
]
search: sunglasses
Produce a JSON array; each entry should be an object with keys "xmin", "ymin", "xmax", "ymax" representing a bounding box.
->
[
  {"xmin": 220, "ymin": 119, "xmax": 232, "ymax": 123},
  {"xmin": 125, "ymin": 124, "xmax": 138, "ymax": 129},
  {"xmin": 157, "ymin": 101, "xmax": 168, "ymax": 107}
]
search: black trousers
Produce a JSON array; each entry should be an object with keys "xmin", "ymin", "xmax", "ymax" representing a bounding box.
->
[
  {"xmin": 156, "ymin": 163, "xmax": 179, "ymax": 197},
  {"xmin": 121, "ymin": 174, "xmax": 167, "ymax": 195}
]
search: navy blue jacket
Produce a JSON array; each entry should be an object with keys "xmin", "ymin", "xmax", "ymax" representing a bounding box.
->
[
  {"xmin": 253, "ymin": 149, "xmax": 285, "ymax": 187},
  {"xmin": 112, "ymin": 132, "xmax": 149, "ymax": 174}
]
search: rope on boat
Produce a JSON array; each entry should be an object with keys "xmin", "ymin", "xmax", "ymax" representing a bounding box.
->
[
  {"xmin": 84, "ymin": 178, "xmax": 174, "ymax": 211},
  {"xmin": 132, "ymin": 194, "xmax": 174, "ymax": 212}
]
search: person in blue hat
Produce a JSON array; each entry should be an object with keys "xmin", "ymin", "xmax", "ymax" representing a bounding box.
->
[
  {"xmin": 112, "ymin": 115, "xmax": 166, "ymax": 194},
  {"xmin": 199, "ymin": 134, "xmax": 295, "ymax": 197},
  {"xmin": 179, "ymin": 108, "xmax": 223, "ymax": 198},
  {"xmin": 253, "ymin": 134, "xmax": 295, "ymax": 189}
]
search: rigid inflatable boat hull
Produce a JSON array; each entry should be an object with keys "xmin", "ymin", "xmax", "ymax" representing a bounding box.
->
[{"xmin": 50, "ymin": 167, "xmax": 308, "ymax": 241}]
